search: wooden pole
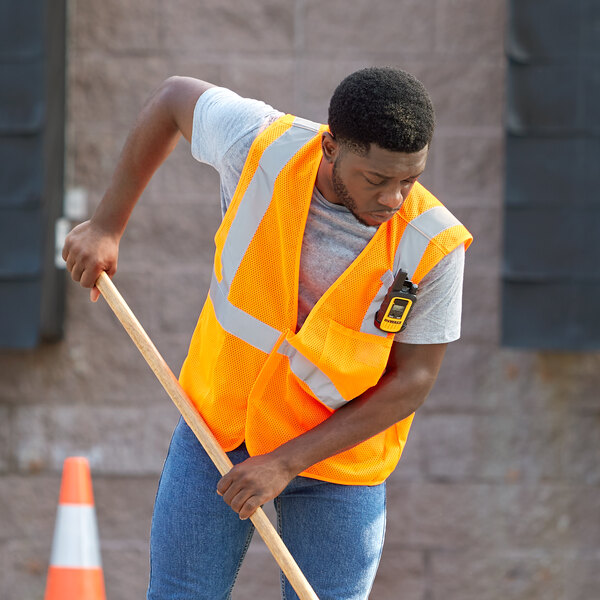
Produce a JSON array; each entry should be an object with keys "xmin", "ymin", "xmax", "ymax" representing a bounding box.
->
[{"xmin": 95, "ymin": 272, "xmax": 319, "ymax": 600}]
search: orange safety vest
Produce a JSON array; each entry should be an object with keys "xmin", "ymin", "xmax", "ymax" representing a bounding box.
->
[{"xmin": 180, "ymin": 114, "xmax": 473, "ymax": 485}]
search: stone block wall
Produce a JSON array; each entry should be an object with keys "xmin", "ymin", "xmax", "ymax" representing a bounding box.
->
[{"xmin": 1, "ymin": 1, "xmax": 599, "ymax": 598}]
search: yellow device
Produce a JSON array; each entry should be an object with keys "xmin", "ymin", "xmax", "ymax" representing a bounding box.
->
[{"xmin": 374, "ymin": 270, "xmax": 418, "ymax": 333}]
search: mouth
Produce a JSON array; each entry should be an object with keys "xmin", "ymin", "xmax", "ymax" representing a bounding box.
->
[{"xmin": 367, "ymin": 210, "xmax": 398, "ymax": 224}]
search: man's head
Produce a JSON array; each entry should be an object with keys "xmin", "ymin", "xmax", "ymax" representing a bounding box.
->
[
  {"xmin": 321, "ymin": 67, "xmax": 434, "ymax": 227},
  {"xmin": 328, "ymin": 66, "xmax": 434, "ymax": 156}
]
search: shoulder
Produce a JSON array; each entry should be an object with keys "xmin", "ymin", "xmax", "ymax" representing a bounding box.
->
[
  {"xmin": 394, "ymin": 243, "xmax": 466, "ymax": 344},
  {"xmin": 191, "ymin": 87, "xmax": 284, "ymax": 169}
]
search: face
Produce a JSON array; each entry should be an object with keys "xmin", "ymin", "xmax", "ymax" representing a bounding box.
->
[{"xmin": 326, "ymin": 140, "xmax": 428, "ymax": 227}]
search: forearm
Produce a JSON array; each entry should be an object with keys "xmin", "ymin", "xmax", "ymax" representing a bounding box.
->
[
  {"xmin": 217, "ymin": 342, "xmax": 446, "ymax": 518},
  {"xmin": 217, "ymin": 376, "xmax": 422, "ymax": 520},
  {"xmin": 271, "ymin": 364, "xmax": 434, "ymax": 477},
  {"xmin": 91, "ymin": 79, "xmax": 182, "ymax": 237},
  {"xmin": 63, "ymin": 77, "xmax": 213, "ymax": 294}
]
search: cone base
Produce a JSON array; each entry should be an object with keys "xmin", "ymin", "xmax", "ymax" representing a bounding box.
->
[{"xmin": 45, "ymin": 566, "xmax": 106, "ymax": 600}]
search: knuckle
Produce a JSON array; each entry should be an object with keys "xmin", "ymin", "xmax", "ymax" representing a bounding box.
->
[
  {"xmin": 242, "ymin": 499, "xmax": 260, "ymax": 519},
  {"xmin": 217, "ymin": 474, "xmax": 230, "ymax": 491},
  {"xmin": 247, "ymin": 498, "xmax": 260, "ymax": 511}
]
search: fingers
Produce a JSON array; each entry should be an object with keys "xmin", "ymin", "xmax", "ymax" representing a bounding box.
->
[
  {"xmin": 80, "ymin": 266, "xmax": 103, "ymax": 289},
  {"xmin": 64, "ymin": 246, "xmax": 96, "ymax": 285},
  {"xmin": 64, "ymin": 250, "xmax": 105, "ymax": 303},
  {"xmin": 65, "ymin": 252, "xmax": 76, "ymax": 276},
  {"xmin": 69, "ymin": 261, "xmax": 85, "ymax": 285},
  {"xmin": 227, "ymin": 488, "xmax": 261, "ymax": 520},
  {"xmin": 217, "ymin": 473, "xmax": 263, "ymax": 520},
  {"xmin": 237, "ymin": 496, "xmax": 262, "ymax": 520},
  {"xmin": 67, "ymin": 259, "xmax": 101, "ymax": 288},
  {"xmin": 61, "ymin": 220, "xmax": 119, "ymax": 294},
  {"xmin": 61, "ymin": 238, "xmax": 71, "ymax": 263}
]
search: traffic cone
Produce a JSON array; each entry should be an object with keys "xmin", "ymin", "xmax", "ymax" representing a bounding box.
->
[{"xmin": 45, "ymin": 457, "xmax": 106, "ymax": 600}]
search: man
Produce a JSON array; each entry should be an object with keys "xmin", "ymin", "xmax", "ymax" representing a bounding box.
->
[{"xmin": 63, "ymin": 67, "xmax": 472, "ymax": 599}]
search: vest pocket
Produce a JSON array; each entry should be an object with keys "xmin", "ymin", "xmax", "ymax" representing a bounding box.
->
[{"xmin": 318, "ymin": 319, "xmax": 393, "ymax": 401}]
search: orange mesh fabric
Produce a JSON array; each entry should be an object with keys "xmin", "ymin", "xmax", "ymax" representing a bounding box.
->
[
  {"xmin": 413, "ymin": 224, "xmax": 473, "ymax": 284},
  {"xmin": 400, "ymin": 183, "xmax": 473, "ymax": 284},
  {"xmin": 246, "ymin": 353, "xmax": 409, "ymax": 485},
  {"xmin": 179, "ymin": 297, "xmax": 267, "ymax": 450},
  {"xmin": 399, "ymin": 181, "xmax": 442, "ymax": 222}
]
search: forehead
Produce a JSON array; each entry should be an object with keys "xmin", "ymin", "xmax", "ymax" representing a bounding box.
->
[{"xmin": 347, "ymin": 143, "xmax": 428, "ymax": 178}]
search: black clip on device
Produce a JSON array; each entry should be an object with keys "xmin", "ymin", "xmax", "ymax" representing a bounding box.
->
[{"xmin": 374, "ymin": 269, "xmax": 418, "ymax": 333}]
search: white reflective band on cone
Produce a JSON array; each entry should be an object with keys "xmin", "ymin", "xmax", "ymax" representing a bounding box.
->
[{"xmin": 49, "ymin": 504, "xmax": 102, "ymax": 568}]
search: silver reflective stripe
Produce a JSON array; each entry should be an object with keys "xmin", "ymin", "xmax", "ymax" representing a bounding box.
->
[
  {"xmin": 212, "ymin": 117, "xmax": 319, "ymax": 354},
  {"xmin": 394, "ymin": 206, "xmax": 461, "ymax": 278},
  {"xmin": 49, "ymin": 504, "xmax": 102, "ymax": 568},
  {"xmin": 209, "ymin": 273, "xmax": 281, "ymax": 354},
  {"xmin": 360, "ymin": 205, "xmax": 461, "ymax": 335},
  {"xmin": 278, "ymin": 340, "xmax": 348, "ymax": 409},
  {"xmin": 220, "ymin": 119, "xmax": 320, "ymax": 289},
  {"xmin": 360, "ymin": 271, "xmax": 396, "ymax": 336},
  {"xmin": 290, "ymin": 116, "xmax": 322, "ymax": 132}
]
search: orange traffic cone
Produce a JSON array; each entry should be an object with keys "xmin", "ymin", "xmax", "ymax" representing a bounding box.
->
[{"xmin": 45, "ymin": 457, "xmax": 106, "ymax": 600}]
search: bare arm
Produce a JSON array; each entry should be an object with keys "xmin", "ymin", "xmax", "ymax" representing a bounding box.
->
[
  {"xmin": 62, "ymin": 76, "xmax": 214, "ymax": 299},
  {"xmin": 217, "ymin": 341, "xmax": 447, "ymax": 519}
]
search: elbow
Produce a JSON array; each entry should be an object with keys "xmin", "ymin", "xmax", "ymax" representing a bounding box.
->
[
  {"xmin": 390, "ymin": 365, "xmax": 438, "ymax": 415},
  {"xmin": 159, "ymin": 75, "xmax": 185, "ymax": 97},
  {"xmin": 141, "ymin": 77, "xmax": 182, "ymax": 124},
  {"xmin": 154, "ymin": 76, "xmax": 183, "ymax": 110},
  {"xmin": 145, "ymin": 76, "xmax": 191, "ymax": 138},
  {"xmin": 407, "ymin": 390, "xmax": 427, "ymax": 415},
  {"xmin": 413, "ymin": 367, "xmax": 439, "ymax": 407},
  {"xmin": 152, "ymin": 76, "xmax": 214, "ymax": 139}
]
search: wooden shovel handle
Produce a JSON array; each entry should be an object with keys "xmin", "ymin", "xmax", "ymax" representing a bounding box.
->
[{"xmin": 95, "ymin": 272, "xmax": 319, "ymax": 600}]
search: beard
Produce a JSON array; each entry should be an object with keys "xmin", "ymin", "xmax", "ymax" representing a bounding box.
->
[{"xmin": 331, "ymin": 159, "xmax": 373, "ymax": 227}]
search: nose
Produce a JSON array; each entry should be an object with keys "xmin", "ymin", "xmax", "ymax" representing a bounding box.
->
[{"xmin": 377, "ymin": 186, "xmax": 405, "ymax": 210}]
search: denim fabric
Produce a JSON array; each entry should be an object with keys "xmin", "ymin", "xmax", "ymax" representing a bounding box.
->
[{"xmin": 147, "ymin": 418, "xmax": 386, "ymax": 600}]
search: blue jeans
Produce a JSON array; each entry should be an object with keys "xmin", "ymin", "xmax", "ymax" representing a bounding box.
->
[{"xmin": 147, "ymin": 418, "xmax": 386, "ymax": 600}]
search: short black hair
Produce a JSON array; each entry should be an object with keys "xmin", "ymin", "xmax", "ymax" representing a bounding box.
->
[{"xmin": 328, "ymin": 66, "xmax": 435, "ymax": 155}]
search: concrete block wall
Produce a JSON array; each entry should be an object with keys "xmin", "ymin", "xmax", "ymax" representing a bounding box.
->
[{"xmin": 1, "ymin": 1, "xmax": 599, "ymax": 598}]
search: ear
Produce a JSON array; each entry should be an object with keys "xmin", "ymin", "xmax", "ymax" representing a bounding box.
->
[{"xmin": 321, "ymin": 132, "xmax": 339, "ymax": 164}]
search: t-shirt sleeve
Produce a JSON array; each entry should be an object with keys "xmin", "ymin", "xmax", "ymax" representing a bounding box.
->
[
  {"xmin": 190, "ymin": 87, "xmax": 283, "ymax": 215},
  {"xmin": 191, "ymin": 87, "xmax": 282, "ymax": 169},
  {"xmin": 394, "ymin": 243, "xmax": 466, "ymax": 344}
]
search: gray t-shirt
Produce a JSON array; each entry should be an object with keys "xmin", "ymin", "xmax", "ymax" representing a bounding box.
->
[{"xmin": 191, "ymin": 87, "xmax": 465, "ymax": 344}]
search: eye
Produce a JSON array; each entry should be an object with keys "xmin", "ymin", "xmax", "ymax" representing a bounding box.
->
[{"xmin": 364, "ymin": 175, "xmax": 385, "ymax": 186}]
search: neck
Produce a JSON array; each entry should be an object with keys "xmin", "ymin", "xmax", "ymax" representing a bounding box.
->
[{"xmin": 315, "ymin": 157, "xmax": 339, "ymax": 205}]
